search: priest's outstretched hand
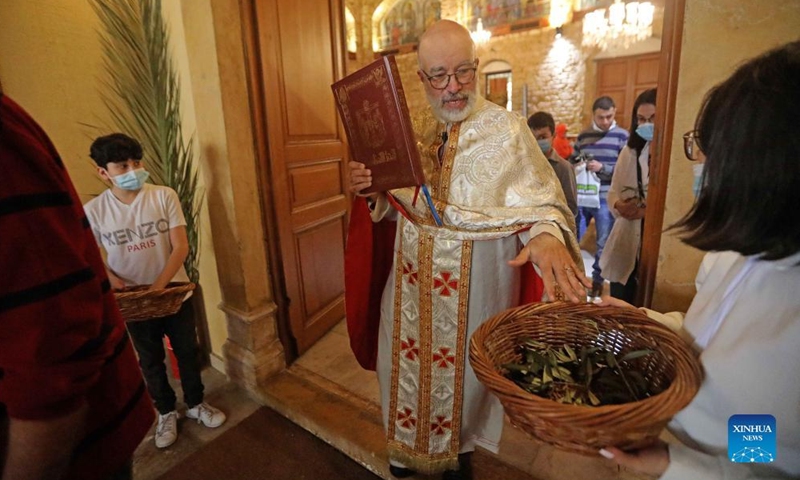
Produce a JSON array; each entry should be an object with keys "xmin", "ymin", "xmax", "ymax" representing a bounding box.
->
[{"xmin": 508, "ymin": 233, "xmax": 591, "ymax": 303}]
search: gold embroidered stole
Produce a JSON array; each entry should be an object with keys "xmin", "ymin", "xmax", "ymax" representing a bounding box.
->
[
  {"xmin": 387, "ymin": 216, "xmax": 471, "ymax": 473},
  {"xmin": 387, "ymin": 120, "xmax": 470, "ymax": 473}
]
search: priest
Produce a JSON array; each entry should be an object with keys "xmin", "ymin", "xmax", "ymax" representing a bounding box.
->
[{"xmin": 345, "ymin": 20, "xmax": 588, "ymax": 480}]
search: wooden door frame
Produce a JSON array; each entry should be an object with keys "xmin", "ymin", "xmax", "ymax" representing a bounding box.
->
[
  {"xmin": 635, "ymin": 0, "xmax": 685, "ymax": 307},
  {"xmin": 240, "ymin": 0, "xmax": 297, "ymax": 363}
]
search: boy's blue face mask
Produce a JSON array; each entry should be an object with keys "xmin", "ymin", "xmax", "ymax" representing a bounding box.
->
[
  {"xmin": 537, "ymin": 139, "xmax": 552, "ymax": 155},
  {"xmin": 636, "ymin": 123, "xmax": 655, "ymax": 142},
  {"xmin": 112, "ymin": 168, "xmax": 149, "ymax": 190}
]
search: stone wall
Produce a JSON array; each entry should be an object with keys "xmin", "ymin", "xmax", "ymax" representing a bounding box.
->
[{"xmin": 342, "ymin": 0, "xmax": 643, "ymax": 136}]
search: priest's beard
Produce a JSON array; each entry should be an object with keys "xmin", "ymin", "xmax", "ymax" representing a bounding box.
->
[{"xmin": 427, "ymin": 89, "xmax": 477, "ymax": 123}]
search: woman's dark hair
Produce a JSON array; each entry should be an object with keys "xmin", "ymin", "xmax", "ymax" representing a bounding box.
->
[
  {"xmin": 89, "ymin": 133, "xmax": 143, "ymax": 168},
  {"xmin": 671, "ymin": 41, "xmax": 800, "ymax": 261},
  {"xmin": 627, "ymin": 88, "xmax": 657, "ymax": 156}
]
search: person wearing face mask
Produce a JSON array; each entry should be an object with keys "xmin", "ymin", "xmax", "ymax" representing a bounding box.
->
[
  {"xmin": 597, "ymin": 40, "xmax": 799, "ymax": 480},
  {"xmin": 84, "ymin": 133, "xmax": 226, "ymax": 450},
  {"xmin": 571, "ymin": 96, "xmax": 630, "ymax": 298},
  {"xmin": 599, "ymin": 88, "xmax": 657, "ymax": 303},
  {"xmin": 528, "ymin": 111, "xmax": 578, "ymax": 221}
]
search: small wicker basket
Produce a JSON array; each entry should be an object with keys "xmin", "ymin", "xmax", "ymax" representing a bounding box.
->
[
  {"xmin": 114, "ymin": 282, "xmax": 195, "ymax": 322},
  {"xmin": 469, "ymin": 302, "xmax": 703, "ymax": 455}
]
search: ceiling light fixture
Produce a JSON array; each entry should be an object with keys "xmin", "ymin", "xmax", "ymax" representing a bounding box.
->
[
  {"xmin": 470, "ymin": 18, "xmax": 492, "ymax": 46},
  {"xmin": 582, "ymin": 0, "xmax": 655, "ymax": 50}
]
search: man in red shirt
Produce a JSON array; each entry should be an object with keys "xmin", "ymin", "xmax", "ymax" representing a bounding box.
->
[{"xmin": 0, "ymin": 91, "xmax": 154, "ymax": 480}]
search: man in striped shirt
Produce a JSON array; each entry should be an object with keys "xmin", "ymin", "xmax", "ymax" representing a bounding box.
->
[
  {"xmin": 0, "ymin": 92, "xmax": 153, "ymax": 480},
  {"xmin": 573, "ymin": 96, "xmax": 629, "ymax": 296}
]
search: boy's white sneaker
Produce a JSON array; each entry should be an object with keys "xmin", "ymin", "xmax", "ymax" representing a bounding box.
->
[
  {"xmin": 155, "ymin": 411, "xmax": 178, "ymax": 448},
  {"xmin": 185, "ymin": 402, "xmax": 226, "ymax": 428}
]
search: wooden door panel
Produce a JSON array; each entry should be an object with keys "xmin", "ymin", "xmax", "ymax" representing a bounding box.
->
[
  {"xmin": 634, "ymin": 57, "xmax": 660, "ymax": 85},
  {"xmin": 290, "ymin": 197, "xmax": 348, "ymax": 230},
  {"xmin": 289, "ymin": 161, "xmax": 344, "ymax": 206},
  {"xmin": 295, "ymin": 217, "xmax": 346, "ymax": 352},
  {"xmin": 256, "ymin": 0, "xmax": 349, "ymax": 358},
  {"xmin": 284, "ymin": 142, "xmax": 344, "ymax": 161},
  {"xmin": 598, "ymin": 60, "xmax": 627, "ymax": 88},
  {"xmin": 279, "ymin": 2, "xmax": 339, "ymax": 138},
  {"xmin": 297, "ymin": 219, "xmax": 346, "ymax": 312},
  {"xmin": 597, "ymin": 52, "xmax": 660, "ymax": 131}
]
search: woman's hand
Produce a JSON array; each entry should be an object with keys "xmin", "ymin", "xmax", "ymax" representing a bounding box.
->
[
  {"xmin": 599, "ymin": 441, "xmax": 670, "ymax": 477},
  {"xmin": 592, "ymin": 295, "xmax": 637, "ymax": 311},
  {"xmin": 615, "ymin": 197, "xmax": 645, "ymax": 220}
]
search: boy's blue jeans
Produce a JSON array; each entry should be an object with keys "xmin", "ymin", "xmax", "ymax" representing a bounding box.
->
[
  {"xmin": 576, "ymin": 196, "xmax": 615, "ymax": 285},
  {"xmin": 126, "ymin": 301, "xmax": 204, "ymax": 415}
]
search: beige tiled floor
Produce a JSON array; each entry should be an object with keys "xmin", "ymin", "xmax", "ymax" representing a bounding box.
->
[
  {"xmin": 132, "ymin": 367, "xmax": 261, "ymax": 480},
  {"xmin": 295, "ymin": 320, "xmax": 647, "ymax": 480},
  {"xmin": 296, "ymin": 320, "xmax": 380, "ymax": 405}
]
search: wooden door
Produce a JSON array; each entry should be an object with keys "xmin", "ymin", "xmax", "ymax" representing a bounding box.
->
[
  {"xmin": 253, "ymin": 0, "xmax": 349, "ymax": 356},
  {"xmin": 596, "ymin": 52, "xmax": 660, "ymax": 130}
]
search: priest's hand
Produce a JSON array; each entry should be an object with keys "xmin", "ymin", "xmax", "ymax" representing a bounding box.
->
[
  {"xmin": 349, "ymin": 161, "xmax": 377, "ymax": 198},
  {"xmin": 599, "ymin": 442, "xmax": 670, "ymax": 477},
  {"xmin": 508, "ymin": 233, "xmax": 591, "ymax": 303}
]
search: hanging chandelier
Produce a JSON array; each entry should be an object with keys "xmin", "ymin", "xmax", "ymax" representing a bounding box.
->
[
  {"xmin": 470, "ymin": 18, "xmax": 492, "ymax": 46},
  {"xmin": 582, "ymin": 0, "xmax": 655, "ymax": 50}
]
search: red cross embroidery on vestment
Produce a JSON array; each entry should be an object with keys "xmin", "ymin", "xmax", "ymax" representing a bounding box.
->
[
  {"xmin": 402, "ymin": 262, "xmax": 418, "ymax": 285},
  {"xmin": 397, "ymin": 407, "xmax": 417, "ymax": 430},
  {"xmin": 433, "ymin": 271, "xmax": 458, "ymax": 296},
  {"xmin": 430, "ymin": 415, "xmax": 452, "ymax": 435},
  {"xmin": 400, "ymin": 337, "xmax": 419, "ymax": 361},
  {"xmin": 433, "ymin": 347, "xmax": 455, "ymax": 368}
]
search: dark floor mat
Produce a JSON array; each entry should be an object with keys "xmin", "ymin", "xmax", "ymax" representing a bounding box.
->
[{"xmin": 156, "ymin": 407, "xmax": 379, "ymax": 480}]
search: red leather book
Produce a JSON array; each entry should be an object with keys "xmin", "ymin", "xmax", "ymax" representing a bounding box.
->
[{"xmin": 332, "ymin": 55, "xmax": 425, "ymax": 194}]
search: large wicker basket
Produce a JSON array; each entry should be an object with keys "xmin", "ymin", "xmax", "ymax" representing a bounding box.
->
[
  {"xmin": 469, "ymin": 302, "xmax": 703, "ymax": 455},
  {"xmin": 114, "ymin": 282, "xmax": 195, "ymax": 322}
]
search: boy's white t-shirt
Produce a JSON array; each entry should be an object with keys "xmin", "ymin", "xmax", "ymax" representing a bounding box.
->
[{"xmin": 84, "ymin": 183, "xmax": 190, "ymax": 286}]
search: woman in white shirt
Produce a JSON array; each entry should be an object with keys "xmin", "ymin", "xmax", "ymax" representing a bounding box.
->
[{"xmin": 597, "ymin": 41, "xmax": 800, "ymax": 479}]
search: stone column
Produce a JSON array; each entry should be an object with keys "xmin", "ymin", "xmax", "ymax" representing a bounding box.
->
[{"xmin": 179, "ymin": 0, "xmax": 286, "ymax": 394}]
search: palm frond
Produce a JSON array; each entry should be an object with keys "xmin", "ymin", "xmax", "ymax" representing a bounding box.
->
[{"xmin": 91, "ymin": 0, "xmax": 202, "ymax": 282}]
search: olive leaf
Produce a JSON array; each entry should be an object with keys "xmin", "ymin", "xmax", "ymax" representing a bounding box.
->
[{"xmin": 504, "ymin": 339, "xmax": 656, "ymax": 406}]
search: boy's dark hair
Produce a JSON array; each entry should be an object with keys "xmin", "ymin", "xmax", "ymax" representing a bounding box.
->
[
  {"xmin": 527, "ymin": 111, "xmax": 556, "ymax": 135},
  {"xmin": 592, "ymin": 96, "xmax": 615, "ymax": 111},
  {"xmin": 627, "ymin": 88, "xmax": 657, "ymax": 155},
  {"xmin": 89, "ymin": 133, "xmax": 143, "ymax": 168},
  {"xmin": 671, "ymin": 41, "xmax": 800, "ymax": 261}
]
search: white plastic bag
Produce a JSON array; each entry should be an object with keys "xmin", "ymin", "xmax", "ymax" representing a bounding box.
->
[{"xmin": 575, "ymin": 160, "xmax": 601, "ymax": 208}]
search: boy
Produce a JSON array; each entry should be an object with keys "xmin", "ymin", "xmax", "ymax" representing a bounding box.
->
[
  {"xmin": 84, "ymin": 133, "xmax": 225, "ymax": 449},
  {"xmin": 527, "ymin": 111, "xmax": 578, "ymax": 221}
]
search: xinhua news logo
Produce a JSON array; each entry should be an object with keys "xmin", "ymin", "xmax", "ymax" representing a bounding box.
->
[{"xmin": 728, "ymin": 414, "xmax": 776, "ymax": 463}]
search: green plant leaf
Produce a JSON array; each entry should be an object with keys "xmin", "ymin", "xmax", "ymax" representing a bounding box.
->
[
  {"xmin": 621, "ymin": 349, "xmax": 654, "ymax": 362},
  {"xmin": 90, "ymin": 0, "xmax": 203, "ymax": 282}
]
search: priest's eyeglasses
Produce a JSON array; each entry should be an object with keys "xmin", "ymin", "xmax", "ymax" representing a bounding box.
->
[
  {"xmin": 422, "ymin": 62, "xmax": 478, "ymax": 90},
  {"xmin": 683, "ymin": 130, "xmax": 701, "ymax": 161}
]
